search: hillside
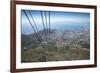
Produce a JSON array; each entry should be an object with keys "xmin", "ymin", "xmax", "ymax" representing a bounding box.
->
[{"xmin": 21, "ymin": 28, "xmax": 90, "ymax": 62}]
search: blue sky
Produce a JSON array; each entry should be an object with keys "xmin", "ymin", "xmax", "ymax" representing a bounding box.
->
[{"xmin": 21, "ymin": 9, "xmax": 90, "ymax": 34}]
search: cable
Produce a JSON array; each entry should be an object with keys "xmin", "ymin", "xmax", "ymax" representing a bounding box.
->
[
  {"xmin": 40, "ymin": 11, "xmax": 46, "ymax": 41},
  {"xmin": 44, "ymin": 11, "xmax": 48, "ymax": 36},
  {"xmin": 23, "ymin": 10, "xmax": 41, "ymax": 42},
  {"xmin": 28, "ymin": 10, "xmax": 42, "ymax": 41},
  {"xmin": 49, "ymin": 11, "xmax": 50, "ymax": 39}
]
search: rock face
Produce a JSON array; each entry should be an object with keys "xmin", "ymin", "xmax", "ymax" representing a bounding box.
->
[{"xmin": 21, "ymin": 27, "xmax": 90, "ymax": 62}]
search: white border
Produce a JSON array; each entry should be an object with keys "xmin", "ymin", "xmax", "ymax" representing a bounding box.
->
[{"xmin": 16, "ymin": 5, "xmax": 94, "ymax": 69}]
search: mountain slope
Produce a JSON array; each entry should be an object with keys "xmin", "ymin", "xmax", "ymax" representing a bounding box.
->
[{"xmin": 21, "ymin": 28, "xmax": 90, "ymax": 62}]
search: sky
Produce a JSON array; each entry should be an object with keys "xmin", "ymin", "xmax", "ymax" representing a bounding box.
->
[{"xmin": 21, "ymin": 9, "xmax": 90, "ymax": 34}]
